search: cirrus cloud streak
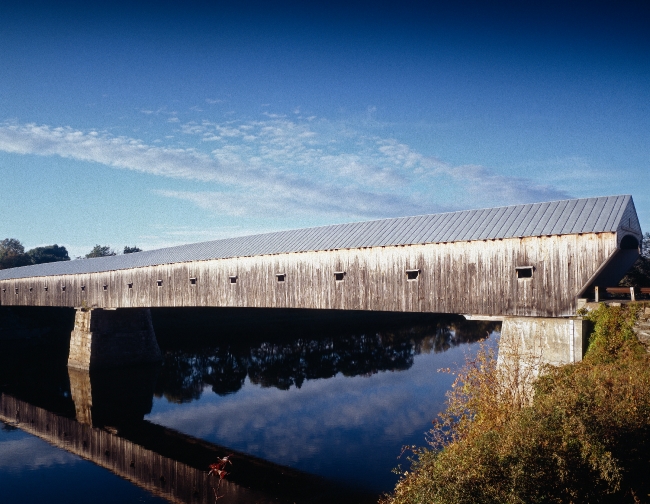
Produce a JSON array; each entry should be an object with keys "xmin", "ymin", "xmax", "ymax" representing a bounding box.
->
[{"xmin": 0, "ymin": 119, "xmax": 570, "ymax": 221}]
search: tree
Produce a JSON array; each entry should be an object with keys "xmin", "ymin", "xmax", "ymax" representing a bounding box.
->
[
  {"xmin": 123, "ymin": 246, "xmax": 142, "ymax": 254},
  {"xmin": 0, "ymin": 238, "xmax": 25, "ymax": 256},
  {"xmin": 27, "ymin": 244, "xmax": 70, "ymax": 264},
  {"xmin": 0, "ymin": 238, "xmax": 31, "ymax": 269},
  {"xmin": 85, "ymin": 245, "xmax": 116, "ymax": 258},
  {"xmin": 620, "ymin": 232, "xmax": 650, "ymax": 287}
]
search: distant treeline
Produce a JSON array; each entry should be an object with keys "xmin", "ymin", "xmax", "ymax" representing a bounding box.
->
[{"xmin": 0, "ymin": 238, "xmax": 142, "ymax": 270}]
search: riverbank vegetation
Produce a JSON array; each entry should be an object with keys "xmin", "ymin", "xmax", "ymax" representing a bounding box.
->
[{"xmin": 383, "ymin": 303, "xmax": 650, "ymax": 504}]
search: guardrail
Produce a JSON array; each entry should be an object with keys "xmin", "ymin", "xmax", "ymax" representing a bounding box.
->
[{"xmin": 592, "ymin": 286, "xmax": 650, "ymax": 302}]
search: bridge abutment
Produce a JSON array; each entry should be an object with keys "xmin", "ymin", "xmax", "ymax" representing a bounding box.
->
[
  {"xmin": 498, "ymin": 316, "xmax": 590, "ymax": 376},
  {"xmin": 68, "ymin": 308, "xmax": 162, "ymax": 370}
]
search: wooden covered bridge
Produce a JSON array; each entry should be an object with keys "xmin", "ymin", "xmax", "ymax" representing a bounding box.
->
[{"xmin": 0, "ymin": 195, "xmax": 643, "ymax": 369}]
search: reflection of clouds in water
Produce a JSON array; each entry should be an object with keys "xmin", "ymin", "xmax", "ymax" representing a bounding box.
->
[
  {"xmin": 0, "ymin": 434, "xmax": 79, "ymax": 471},
  {"xmin": 147, "ymin": 347, "xmax": 467, "ymax": 466}
]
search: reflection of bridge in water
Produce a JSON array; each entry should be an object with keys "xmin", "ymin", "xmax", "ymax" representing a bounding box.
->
[
  {"xmin": 3, "ymin": 391, "xmax": 231, "ymax": 503},
  {"xmin": 1, "ymin": 391, "xmax": 273, "ymax": 504},
  {"xmin": 1, "ymin": 365, "xmax": 375, "ymax": 504}
]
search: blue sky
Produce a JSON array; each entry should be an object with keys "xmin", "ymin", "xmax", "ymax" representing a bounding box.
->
[{"xmin": 1, "ymin": 1, "xmax": 648, "ymax": 258}]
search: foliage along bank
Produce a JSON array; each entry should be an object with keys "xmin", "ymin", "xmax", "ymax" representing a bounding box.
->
[{"xmin": 382, "ymin": 303, "xmax": 650, "ymax": 504}]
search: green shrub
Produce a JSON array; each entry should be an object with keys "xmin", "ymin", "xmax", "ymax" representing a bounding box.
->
[
  {"xmin": 383, "ymin": 304, "xmax": 650, "ymax": 504},
  {"xmin": 582, "ymin": 303, "xmax": 644, "ymax": 364}
]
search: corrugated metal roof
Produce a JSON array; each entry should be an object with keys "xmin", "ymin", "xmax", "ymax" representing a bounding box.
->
[{"xmin": 0, "ymin": 195, "xmax": 639, "ymax": 280}]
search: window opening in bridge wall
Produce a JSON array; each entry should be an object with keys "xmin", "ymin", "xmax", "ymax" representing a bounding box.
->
[
  {"xmin": 15, "ymin": 287, "xmax": 18, "ymax": 294},
  {"xmin": 127, "ymin": 282, "xmax": 133, "ymax": 289},
  {"xmin": 189, "ymin": 277, "xmax": 197, "ymax": 285},
  {"xmin": 229, "ymin": 275, "xmax": 238, "ymax": 284},
  {"xmin": 2, "ymin": 288, "xmax": 6, "ymax": 293},
  {"xmin": 276, "ymin": 273, "xmax": 286, "ymax": 282},
  {"xmin": 44, "ymin": 286, "xmax": 48, "ymax": 292},
  {"xmin": 157, "ymin": 280, "xmax": 163, "ymax": 287},
  {"xmin": 61, "ymin": 285, "xmax": 66, "ymax": 292},
  {"xmin": 516, "ymin": 266, "xmax": 534, "ymax": 279},
  {"xmin": 406, "ymin": 269, "xmax": 420, "ymax": 281},
  {"xmin": 103, "ymin": 285, "xmax": 108, "ymax": 291},
  {"xmin": 81, "ymin": 285, "xmax": 85, "ymax": 291},
  {"xmin": 29, "ymin": 287, "xmax": 33, "ymax": 292},
  {"xmin": 334, "ymin": 271, "xmax": 346, "ymax": 282}
]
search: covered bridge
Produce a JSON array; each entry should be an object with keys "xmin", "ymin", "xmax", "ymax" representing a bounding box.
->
[
  {"xmin": 0, "ymin": 195, "xmax": 642, "ymax": 318},
  {"xmin": 0, "ymin": 195, "xmax": 643, "ymax": 370}
]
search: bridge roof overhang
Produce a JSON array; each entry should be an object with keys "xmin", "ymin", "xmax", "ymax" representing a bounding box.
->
[{"xmin": 0, "ymin": 195, "xmax": 641, "ymax": 281}]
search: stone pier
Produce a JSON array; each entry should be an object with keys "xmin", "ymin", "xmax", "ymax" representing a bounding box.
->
[
  {"xmin": 493, "ymin": 316, "xmax": 591, "ymax": 401},
  {"xmin": 458, "ymin": 313, "xmax": 595, "ymax": 403},
  {"xmin": 498, "ymin": 316, "xmax": 590, "ymax": 371},
  {"xmin": 67, "ymin": 308, "xmax": 162, "ymax": 370}
]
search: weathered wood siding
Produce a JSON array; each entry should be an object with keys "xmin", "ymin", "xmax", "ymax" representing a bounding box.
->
[{"xmin": 0, "ymin": 232, "xmax": 619, "ymax": 317}]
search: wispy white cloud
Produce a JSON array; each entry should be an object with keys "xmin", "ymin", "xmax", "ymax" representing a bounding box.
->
[
  {"xmin": 0, "ymin": 118, "xmax": 570, "ymax": 224},
  {"xmin": 375, "ymin": 138, "xmax": 571, "ymax": 204},
  {"xmin": 0, "ymin": 123, "xmax": 235, "ymax": 183},
  {"xmin": 262, "ymin": 112, "xmax": 286, "ymax": 119},
  {"xmin": 0, "ymin": 121, "xmax": 427, "ymax": 219},
  {"xmin": 140, "ymin": 107, "xmax": 177, "ymax": 117},
  {"xmin": 155, "ymin": 183, "xmax": 424, "ymax": 219},
  {"xmin": 153, "ymin": 190, "xmax": 253, "ymax": 217},
  {"xmin": 180, "ymin": 118, "xmax": 570, "ymax": 207},
  {"xmin": 512, "ymin": 156, "xmax": 614, "ymax": 195},
  {"xmin": 441, "ymin": 163, "xmax": 572, "ymax": 203}
]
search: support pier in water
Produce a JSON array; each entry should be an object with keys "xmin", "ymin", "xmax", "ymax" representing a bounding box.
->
[
  {"xmin": 498, "ymin": 316, "xmax": 590, "ymax": 366},
  {"xmin": 67, "ymin": 308, "xmax": 161, "ymax": 370}
]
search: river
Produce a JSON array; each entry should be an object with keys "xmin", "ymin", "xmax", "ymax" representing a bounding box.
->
[{"xmin": 0, "ymin": 307, "xmax": 499, "ymax": 503}]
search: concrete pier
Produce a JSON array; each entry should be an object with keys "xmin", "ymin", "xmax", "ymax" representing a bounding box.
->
[
  {"xmin": 494, "ymin": 316, "xmax": 591, "ymax": 402},
  {"xmin": 67, "ymin": 308, "xmax": 161, "ymax": 370},
  {"xmin": 498, "ymin": 316, "xmax": 590, "ymax": 370}
]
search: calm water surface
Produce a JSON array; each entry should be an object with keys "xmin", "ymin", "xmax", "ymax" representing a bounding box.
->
[{"xmin": 0, "ymin": 307, "xmax": 499, "ymax": 503}]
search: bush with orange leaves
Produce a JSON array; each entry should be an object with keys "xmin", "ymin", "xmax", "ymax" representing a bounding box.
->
[{"xmin": 382, "ymin": 303, "xmax": 650, "ymax": 504}]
